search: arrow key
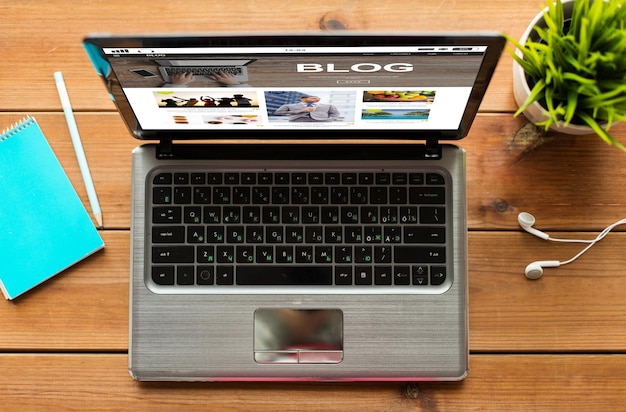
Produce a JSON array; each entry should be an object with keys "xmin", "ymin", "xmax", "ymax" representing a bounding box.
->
[{"xmin": 431, "ymin": 266, "xmax": 447, "ymax": 285}]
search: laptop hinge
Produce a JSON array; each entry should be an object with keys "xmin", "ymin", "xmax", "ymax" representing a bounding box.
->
[
  {"xmin": 157, "ymin": 140, "xmax": 174, "ymax": 159},
  {"xmin": 425, "ymin": 139, "xmax": 442, "ymax": 159}
]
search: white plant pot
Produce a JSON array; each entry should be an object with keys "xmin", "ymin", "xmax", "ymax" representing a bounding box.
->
[{"xmin": 512, "ymin": 0, "xmax": 596, "ymax": 135}]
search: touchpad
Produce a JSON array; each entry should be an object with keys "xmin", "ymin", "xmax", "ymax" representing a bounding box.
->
[{"xmin": 254, "ymin": 309, "xmax": 343, "ymax": 364}]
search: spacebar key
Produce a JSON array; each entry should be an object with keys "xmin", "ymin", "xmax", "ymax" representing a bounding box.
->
[{"xmin": 236, "ymin": 266, "xmax": 333, "ymax": 285}]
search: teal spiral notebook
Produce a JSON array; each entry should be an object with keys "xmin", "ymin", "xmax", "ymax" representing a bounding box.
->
[{"xmin": 0, "ymin": 117, "xmax": 104, "ymax": 300}]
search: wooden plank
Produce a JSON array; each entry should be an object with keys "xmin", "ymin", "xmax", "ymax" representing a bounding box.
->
[
  {"xmin": 1, "ymin": 232, "xmax": 624, "ymax": 352},
  {"xmin": 469, "ymin": 232, "xmax": 626, "ymax": 352},
  {"xmin": 0, "ymin": 354, "xmax": 625, "ymax": 411},
  {"xmin": 0, "ymin": 0, "xmax": 546, "ymax": 112},
  {"xmin": 0, "ymin": 231, "xmax": 129, "ymax": 351},
  {"xmin": 464, "ymin": 115, "xmax": 626, "ymax": 231}
]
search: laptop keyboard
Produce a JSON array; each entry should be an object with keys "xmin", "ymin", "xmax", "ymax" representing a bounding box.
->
[
  {"xmin": 165, "ymin": 66, "xmax": 243, "ymax": 76},
  {"xmin": 148, "ymin": 168, "xmax": 449, "ymax": 292}
]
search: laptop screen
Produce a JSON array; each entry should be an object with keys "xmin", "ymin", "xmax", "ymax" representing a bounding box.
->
[{"xmin": 84, "ymin": 34, "xmax": 504, "ymax": 141}]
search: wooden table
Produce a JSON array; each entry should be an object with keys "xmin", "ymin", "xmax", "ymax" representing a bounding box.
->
[{"xmin": 2, "ymin": 1, "xmax": 625, "ymax": 410}]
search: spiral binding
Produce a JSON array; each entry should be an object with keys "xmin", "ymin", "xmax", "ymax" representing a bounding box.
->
[{"xmin": 0, "ymin": 116, "xmax": 34, "ymax": 142}]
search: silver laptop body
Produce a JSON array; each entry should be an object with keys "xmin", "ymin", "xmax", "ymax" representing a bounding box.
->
[{"xmin": 84, "ymin": 33, "xmax": 504, "ymax": 381}]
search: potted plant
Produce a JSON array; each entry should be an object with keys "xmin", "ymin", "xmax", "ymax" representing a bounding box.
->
[{"xmin": 508, "ymin": 0, "xmax": 626, "ymax": 151}]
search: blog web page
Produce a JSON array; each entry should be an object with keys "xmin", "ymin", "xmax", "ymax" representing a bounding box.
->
[{"xmin": 105, "ymin": 46, "xmax": 486, "ymax": 132}]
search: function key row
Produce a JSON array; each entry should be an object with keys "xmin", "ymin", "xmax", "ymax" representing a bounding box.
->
[{"xmin": 153, "ymin": 171, "xmax": 446, "ymax": 186}]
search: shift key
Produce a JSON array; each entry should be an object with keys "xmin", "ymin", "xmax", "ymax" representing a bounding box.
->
[
  {"xmin": 152, "ymin": 246, "xmax": 194, "ymax": 263},
  {"xmin": 394, "ymin": 246, "xmax": 445, "ymax": 263}
]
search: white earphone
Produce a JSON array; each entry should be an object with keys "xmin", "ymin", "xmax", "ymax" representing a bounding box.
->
[{"xmin": 518, "ymin": 212, "xmax": 626, "ymax": 279}]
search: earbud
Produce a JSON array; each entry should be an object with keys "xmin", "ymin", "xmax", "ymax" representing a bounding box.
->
[
  {"xmin": 518, "ymin": 212, "xmax": 550, "ymax": 240},
  {"xmin": 524, "ymin": 260, "xmax": 560, "ymax": 280},
  {"xmin": 519, "ymin": 212, "xmax": 626, "ymax": 280}
]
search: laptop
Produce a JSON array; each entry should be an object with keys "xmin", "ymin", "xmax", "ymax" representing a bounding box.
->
[
  {"xmin": 155, "ymin": 59, "xmax": 255, "ymax": 83},
  {"xmin": 84, "ymin": 33, "xmax": 504, "ymax": 381}
]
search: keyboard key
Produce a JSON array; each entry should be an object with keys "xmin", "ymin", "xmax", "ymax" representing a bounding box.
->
[
  {"xmin": 420, "ymin": 207, "xmax": 446, "ymax": 224},
  {"xmin": 187, "ymin": 226, "xmax": 205, "ymax": 243},
  {"xmin": 276, "ymin": 246, "xmax": 294, "ymax": 263},
  {"xmin": 431, "ymin": 266, "xmax": 447, "ymax": 285},
  {"xmin": 206, "ymin": 226, "xmax": 224, "ymax": 243},
  {"xmin": 258, "ymin": 173, "xmax": 273, "ymax": 184},
  {"xmin": 153, "ymin": 173, "xmax": 172, "ymax": 184},
  {"xmin": 342, "ymin": 173, "xmax": 357, "ymax": 185},
  {"xmin": 330, "ymin": 187, "xmax": 348, "ymax": 204},
  {"xmin": 335, "ymin": 246, "xmax": 352, "ymax": 263},
  {"xmin": 217, "ymin": 246, "xmax": 235, "ymax": 263},
  {"xmin": 376, "ymin": 173, "xmax": 391, "ymax": 184},
  {"xmin": 321, "ymin": 207, "xmax": 339, "ymax": 224},
  {"xmin": 203, "ymin": 207, "xmax": 221, "ymax": 223},
  {"xmin": 325, "ymin": 173, "xmax": 340, "ymax": 184},
  {"xmin": 392, "ymin": 173, "xmax": 407, "ymax": 184},
  {"xmin": 197, "ymin": 266, "xmax": 214, "ymax": 284},
  {"xmin": 308, "ymin": 173, "xmax": 323, "ymax": 184},
  {"xmin": 408, "ymin": 173, "xmax": 424, "ymax": 185},
  {"xmin": 153, "ymin": 206, "xmax": 181, "ymax": 223},
  {"xmin": 291, "ymin": 187, "xmax": 309, "ymax": 204},
  {"xmin": 354, "ymin": 246, "xmax": 373, "ymax": 263},
  {"xmin": 292, "ymin": 173, "xmax": 307, "ymax": 184},
  {"xmin": 426, "ymin": 173, "xmax": 445, "ymax": 185},
  {"xmin": 409, "ymin": 187, "xmax": 445, "ymax": 204},
  {"xmin": 152, "ymin": 246, "xmax": 194, "ymax": 263},
  {"xmin": 184, "ymin": 206, "xmax": 202, "ymax": 223},
  {"xmin": 224, "ymin": 173, "xmax": 239, "ymax": 184},
  {"xmin": 394, "ymin": 246, "xmax": 446, "ymax": 263},
  {"xmin": 243, "ymin": 206, "xmax": 262, "ymax": 224},
  {"xmin": 375, "ymin": 266, "xmax": 393, "ymax": 285},
  {"xmin": 252, "ymin": 187, "xmax": 270, "ymax": 204},
  {"xmin": 355, "ymin": 267, "xmax": 372, "ymax": 285},
  {"xmin": 295, "ymin": 246, "xmax": 313, "ymax": 263},
  {"xmin": 389, "ymin": 187, "xmax": 407, "ymax": 204},
  {"xmin": 275, "ymin": 173, "xmax": 289, "ymax": 184},
  {"xmin": 213, "ymin": 187, "xmax": 230, "ymax": 204},
  {"xmin": 197, "ymin": 246, "xmax": 215, "ymax": 263},
  {"xmin": 370, "ymin": 187, "xmax": 387, "ymax": 204},
  {"xmin": 256, "ymin": 246, "xmax": 274, "ymax": 263},
  {"xmin": 236, "ymin": 246, "xmax": 255, "ymax": 263},
  {"xmin": 208, "ymin": 173, "xmax": 222, "ymax": 184},
  {"xmin": 241, "ymin": 173, "xmax": 256, "ymax": 184},
  {"xmin": 174, "ymin": 186, "xmax": 191, "ymax": 204},
  {"xmin": 152, "ymin": 266, "xmax": 174, "ymax": 285},
  {"xmin": 174, "ymin": 173, "xmax": 189, "ymax": 184},
  {"xmin": 233, "ymin": 187, "xmax": 251, "ymax": 204},
  {"xmin": 153, "ymin": 187, "xmax": 171, "ymax": 204},
  {"xmin": 335, "ymin": 266, "xmax": 353, "ymax": 285},
  {"xmin": 350, "ymin": 187, "xmax": 368, "ymax": 204},
  {"xmin": 359, "ymin": 173, "xmax": 374, "ymax": 184},
  {"xmin": 311, "ymin": 187, "xmax": 329, "ymax": 204},
  {"xmin": 374, "ymin": 246, "xmax": 392, "ymax": 263},
  {"xmin": 404, "ymin": 227, "xmax": 446, "ymax": 243},
  {"xmin": 216, "ymin": 266, "xmax": 234, "ymax": 285},
  {"xmin": 191, "ymin": 173, "xmax": 206, "ymax": 184},
  {"xmin": 236, "ymin": 266, "xmax": 332, "ymax": 285},
  {"xmin": 152, "ymin": 226, "xmax": 185, "ymax": 243},
  {"xmin": 393, "ymin": 266, "xmax": 410, "ymax": 285},
  {"xmin": 177, "ymin": 266, "xmax": 195, "ymax": 285}
]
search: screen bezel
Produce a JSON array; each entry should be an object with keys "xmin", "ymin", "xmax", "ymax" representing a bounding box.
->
[{"xmin": 84, "ymin": 33, "xmax": 505, "ymax": 142}]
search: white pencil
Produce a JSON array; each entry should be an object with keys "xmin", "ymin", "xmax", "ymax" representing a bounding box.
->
[{"xmin": 54, "ymin": 71, "xmax": 103, "ymax": 229}]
